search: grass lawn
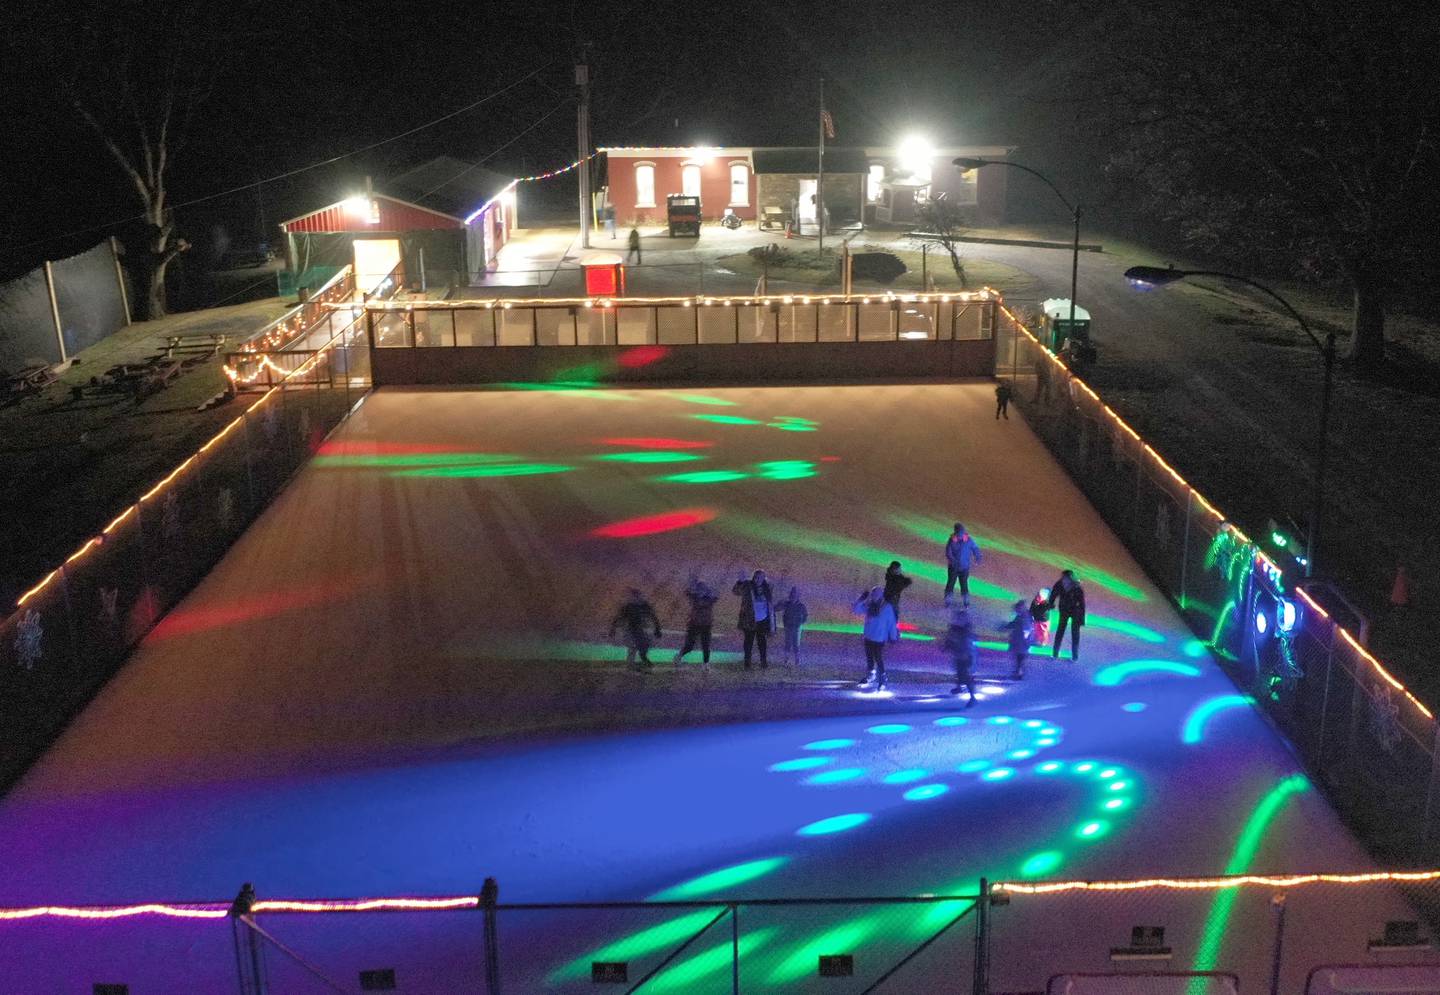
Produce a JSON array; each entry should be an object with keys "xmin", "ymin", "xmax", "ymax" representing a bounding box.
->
[{"xmin": 0, "ymin": 297, "xmax": 293, "ymax": 607}]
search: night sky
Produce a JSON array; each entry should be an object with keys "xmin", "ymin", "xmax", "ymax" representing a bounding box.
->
[{"xmin": 0, "ymin": 0, "xmax": 1086, "ymax": 277}]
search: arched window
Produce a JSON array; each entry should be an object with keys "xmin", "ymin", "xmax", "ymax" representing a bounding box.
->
[
  {"xmin": 729, "ymin": 162, "xmax": 750, "ymax": 206},
  {"xmin": 682, "ymin": 163, "xmax": 702, "ymax": 198},
  {"xmin": 634, "ymin": 163, "xmax": 656, "ymax": 208}
]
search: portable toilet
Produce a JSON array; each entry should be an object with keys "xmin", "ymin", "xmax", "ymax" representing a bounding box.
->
[
  {"xmin": 581, "ymin": 251, "xmax": 626, "ymax": 297},
  {"xmin": 1041, "ymin": 298, "xmax": 1091, "ymax": 352}
]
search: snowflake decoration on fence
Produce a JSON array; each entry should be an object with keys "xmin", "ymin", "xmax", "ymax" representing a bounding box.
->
[
  {"xmin": 15, "ymin": 610, "xmax": 42, "ymax": 671},
  {"xmin": 1368, "ymin": 680, "xmax": 1403, "ymax": 753}
]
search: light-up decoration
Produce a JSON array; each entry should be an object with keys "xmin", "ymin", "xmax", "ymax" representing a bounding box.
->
[
  {"xmin": 650, "ymin": 857, "xmax": 788, "ymax": 900},
  {"xmin": 883, "ymin": 769, "xmax": 931, "ymax": 784},
  {"xmin": 808, "ymin": 768, "xmax": 866, "ymax": 784},
  {"xmin": 1276, "ymin": 598, "xmax": 1297, "ymax": 633},
  {"xmin": 1092, "ymin": 660, "xmax": 1203, "ymax": 686},
  {"xmin": 769, "ymin": 757, "xmax": 831, "ymax": 772},
  {"xmin": 866, "ymin": 723, "xmax": 911, "ymax": 735},
  {"xmin": 903, "ymin": 784, "xmax": 949, "ymax": 801},
  {"xmin": 590, "ymin": 509, "xmax": 717, "ymax": 538},
  {"xmin": 803, "ymin": 738, "xmax": 854, "ymax": 750},
  {"xmin": 691, "ymin": 414, "xmax": 763, "ymax": 426},
  {"xmin": 660, "ymin": 470, "xmax": 749, "ymax": 484},
  {"xmin": 796, "ymin": 813, "xmax": 871, "ymax": 835},
  {"xmin": 594, "ymin": 451, "xmax": 704, "ymax": 464},
  {"xmin": 617, "ymin": 345, "xmax": 669, "ymax": 368}
]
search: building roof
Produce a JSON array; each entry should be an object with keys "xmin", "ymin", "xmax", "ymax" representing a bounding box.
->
[
  {"xmin": 751, "ymin": 148, "xmax": 870, "ymax": 174},
  {"xmin": 280, "ymin": 194, "xmax": 463, "ymax": 234},
  {"xmin": 386, "ymin": 155, "xmax": 516, "ymax": 220}
]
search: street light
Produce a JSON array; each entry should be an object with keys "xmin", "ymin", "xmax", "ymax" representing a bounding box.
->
[
  {"xmin": 954, "ymin": 158, "xmax": 1082, "ymax": 347},
  {"xmin": 1123, "ymin": 265, "xmax": 1337, "ymax": 578}
]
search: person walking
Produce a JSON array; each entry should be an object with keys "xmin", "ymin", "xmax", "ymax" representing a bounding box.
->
[
  {"xmin": 733, "ymin": 569, "xmax": 776, "ymax": 669},
  {"xmin": 603, "ymin": 204, "xmax": 617, "ymax": 240},
  {"xmin": 945, "ymin": 606, "xmax": 979, "ymax": 705},
  {"xmin": 610, "ymin": 588, "xmax": 662, "ymax": 671},
  {"xmin": 853, "ymin": 585, "xmax": 899, "ymax": 690},
  {"xmin": 1047, "ymin": 569, "xmax": 1086, "ymax": 661},
  {"xmin": 674, "ymin": 575, "xmax": 718, "ymax": 668},
  {"xmin": 776, "ymin": 586, "xmax": 809, "ymax": 665},
  {"xmin": 626, "ymin": 226, "xmax": 642, "ymax": 264},
  {"xmin": 943, "ymin": 524, "xmax": 983, "ymax": 607},
  {"xmin": 883, "ymin": 561, "xmax": 913, "ymax": 619},
  {"xmin": 1001, "ymin": 599, "xmax": 1033, "ymax": 679},
  {"xmin": 995, "ymin": 380, "xmax": 1014, "ymax": 420}
]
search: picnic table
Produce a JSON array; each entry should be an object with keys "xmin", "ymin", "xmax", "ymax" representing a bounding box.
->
[
  {"xmin": 159, "ymin": 332, "xmax": 227, "ymax": 357},
  {"xmin": 3, "ymin": 364, "xmax": 59, "ymax": 397}
]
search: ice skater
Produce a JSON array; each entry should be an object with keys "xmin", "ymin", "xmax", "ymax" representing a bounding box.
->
[
  {"xmin": 733, "ymin": 569, "xmax": 776, "ymax": 669},
  {"xmin": 1047, "ymin": 569, "xmax": 1086, "ymax": 661},
  {"xmin": 1029, "ymin": 588, "xmax": 1052, "ymax": 648},
  {"xmin": 1000, "ymin": 599, "xmax": 1033, "ymax": 680},
  {"xmin": 943, "ymin": 523, "xmax": 983, "ymax": 606},
  {"xmin": 776, "ymin": 586, "xmax": 809, "ymax": 665},
  {"xmin": 610, "ymin": 588, "xmax": 662, "ymax": 671},
  {"xmin": 995, "ymin": 380, "xmax": 1014, "ymax": 420},
  {"xmin": 945, "ymin": 606, "xmax": 979, "ymax": 706},
  {"xmin": 674, "ymin": 575, "xmax": 718, "ymax": 668},
  {"xmin": 883, "ymin": 561, "xmax": 913, "ymax": 620},
  {"xmin": 853, "ymin": 585, "xmax": 899, "ymax": 690}
]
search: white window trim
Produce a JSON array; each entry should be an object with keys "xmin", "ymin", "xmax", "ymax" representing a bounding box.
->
[
  {"xmin": 728, "ymin": 161, "xmax": 750, "ymax": 207},
  {"xmin": 634, "ymin": 161, "xmax": 657, "ymax": 209}
]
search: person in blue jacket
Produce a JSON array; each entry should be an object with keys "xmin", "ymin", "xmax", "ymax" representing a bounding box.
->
[
  {"xmin": 944, "ymin": 523, "xmax": 983, "ymax": 606},
  {"xmin": 853, "ymin": 586, "xmax": 899, "ymax": 690}
]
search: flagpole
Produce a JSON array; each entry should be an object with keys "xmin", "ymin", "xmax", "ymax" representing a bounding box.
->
[{"xmin": 817, "ymin": 77, "xmax": 826, "ymax": 254}]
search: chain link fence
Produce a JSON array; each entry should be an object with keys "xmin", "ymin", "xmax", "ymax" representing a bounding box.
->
[{"xmin": 993, "ymin": 307, "xmax": 1440, "ymax": 867}]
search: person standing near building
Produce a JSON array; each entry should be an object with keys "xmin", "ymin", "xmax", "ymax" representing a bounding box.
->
[
  {"xmin": 1047, "ymin": 569, "xmax": 1086, "ymax": 661},
  {"xmin": 995, "ymin": 380, "xmax": 1014, "ymax": 420},
  {"xmin": 674, "ymin": 575, "xmax": 718, "ymax": 668},
  {"xmin": 944, "ymin": 524, "xmax": 983, "ymax": 607},
  {"xmin": 627, "ymin": 226, "xmax": 642, "ymax": 264},
  {"xmin": 733, "ymin": 569, "xmax": 776, "ymax": 669},
  {"xmin": 945, "ymin": 606, "xmax": 979, "ymax": 706},
  {"xmin": 853, "ymin": 585, "xmax": 899, "ymax": 691},
  {"xmin": 609, "ymin": 588, "xmax": 662, "ymax": 671},
  {"xmin": 883, "ymin": 560, "xmax": 913, "ymax": 619},
  {"xmin": 776, "ymin": 586, "xmax": 809, "ymax": 665}
]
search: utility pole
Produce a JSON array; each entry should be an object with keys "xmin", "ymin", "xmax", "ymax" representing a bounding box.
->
[
  {"xmin": 817, "ymin": 77, "xmax": 826, "ymax": 254},
  {"xmin": 576, "ymin": 50, "xmax": 592, "ymax": 250}
]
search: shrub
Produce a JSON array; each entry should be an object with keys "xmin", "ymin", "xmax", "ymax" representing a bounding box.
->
[{"xmin": 850, "ymin": 252, "xmax": 907, "ymax": 284}]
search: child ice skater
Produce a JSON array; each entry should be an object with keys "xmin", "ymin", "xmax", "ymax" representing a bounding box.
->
[
  {"xmin": 777, "ymin": 586, "xmax": 809, "ymax": 665},
  {"xmin": 610, "ymin": 588, "xmax": 662, "ymax": 671},
  {"xmin": 1028, "ymin": 588, "xmax": 1051, "ymax": 649},
  {"xmin": 1001, "ymin": 599, "xmax": 1033, "ymax": 680},
  {"xmin": 945, "ymin": 607, "xmax": 979, "ymax": 706}
]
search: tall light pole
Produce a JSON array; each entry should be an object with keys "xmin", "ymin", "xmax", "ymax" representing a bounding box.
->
[
  {"xmin": 1124, "ymin": 265, "xmax": 1337, "ymax": 578},
  {"xmin": 954, "ymin": 158, "xmax": 1082, "ymax": 345},
  {"xmin": 576, "ymin": 52, "xmax": 592, "ymax": 249}
]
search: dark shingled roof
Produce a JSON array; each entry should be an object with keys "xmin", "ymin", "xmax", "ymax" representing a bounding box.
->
[
  {"xmin": 386, "ymin": 155, "xmax": 514, "ymax": 219},
  {"xmin": 752, "ymin": 148, "xmax": 870, "ymax": 174}
]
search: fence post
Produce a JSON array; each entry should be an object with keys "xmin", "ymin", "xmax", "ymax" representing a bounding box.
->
[
  {"xmin": 42, "ymin": 259, "xmax": 68, "ymax": 364},
  {"xmin": 1267, "ymin": 892, "xmax": 1287, "ymax": 995},
  {"xmin": 110, "ymin": 236, "xmax": 132, "ymax": 325},
  {"xmin": 229, "ymin": 882, "xmax": 266, "ymax": 995},
  {"xmin": 1422, "ymin": 723, "xmax": 1440, "ymax": 845},
  {"xmin": 731, "ymin": 902, "xmax": 740, "ymax": 994},
  {"xmin": 481, "ymin": 877, "xmax": 500, "ymax": 995},
  {"xmin": 972, "ymin": 878, "xmax": 989, "ymax": 995}
]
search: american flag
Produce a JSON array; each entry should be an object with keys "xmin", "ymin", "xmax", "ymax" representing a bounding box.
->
[{"xmin": 820, "ymin": 109, "xmax": 835, "ymax": 140}]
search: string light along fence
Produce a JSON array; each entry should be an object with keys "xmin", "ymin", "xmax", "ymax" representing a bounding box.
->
[
  {"xmin": 0, "ymin": 307, "xmax": 372, "ymax": 791},
  {"xmin": 6, "ymin": 872, "xmax": 1440, "ymax": 992},
  {"xmin": 993, "ymin": 310, "xmax": 1440, "ymax": 865}
]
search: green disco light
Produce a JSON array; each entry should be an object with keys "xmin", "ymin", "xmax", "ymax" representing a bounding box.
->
[
  {"xmin": 664, "ymin": 392, "xmax": 737, "ymax": 406},
  {"xmin": 393, "ymin": 463, "xmax": 574, "ymax": 478},
  {"xmin": 660, "ymin": 470, "xmax": 750, "ymax": 484},
  {"xmin": 650, "ymin": 857, "xmax": 788, "ymax": 900},
  {"xmin": 807, "ymin": 621, "xmax": 934, "ymax": 642},
  {"xmin": 755, "ymin": 460, "xmax": 818, "ymax": 479},
  {"xmin": 1020, "ymin": 850, "xmax": 1064, "ymax": 877},
  {"xmin": 1093, "ymin": 660, "xmax": 1202, "ymax": 686},
  {"xmin": 549, "ymin": 908, "xmax": 729, "ymax": 983},
  {"xmin": 1087, "ymin": 614, "xmax": 1166, "ymax": 643},
  {"xmin": 595, "ymin": 451, "xmax": 705, "ymax": 463},
  {"xmin": 315, "ymin": 453, "xmax": 522, "ymax": 469},
  {"xmin": 691, "ymin": 413, "xmax": 763, "ymax": 426},
  {"xmin": 764, "ymin": 920, "xmax": 876, "ymax": 985},
  {"xmin": 645, "ymin": 928, "xmax": 776, "ymax": 993}
]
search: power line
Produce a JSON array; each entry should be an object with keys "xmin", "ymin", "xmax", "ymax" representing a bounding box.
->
[
  {"xmin": 410, "ymin": 99, "xmax": 573, "ymax": 204},
  {"xmin": 1, "ymin": 62, "xmax": 556, "ymax": 258}
]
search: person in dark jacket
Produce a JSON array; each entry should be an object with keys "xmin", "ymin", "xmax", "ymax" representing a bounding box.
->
[
  {"xmin": 943, "ymin": 524, "xmax": 983, "ymax": 606},
  {"xmin": 776, "ymin": 586, "xmax": 809, "ymax": 665},
  {"xmin": 853, "ymin": 586, "xmax": 899, "ymax": 690},
  {"xmin": 733, "ymin": 569, "xmax": 776, "ymax": 669},
  {"xmin": 1001, "ymin": 599, "xmax": 1033, "ymax": 679},
  {"xmin": 626, "ymin": 226, "xmax": 642, "ymax": 264},
  {"xmin": 1047, "ymin": 569, "xmax": 1086, "ymax": 661},
  {"xmin": 610, "ymin": 588, "xmax": 662, "ymax": 670},
  {"xmin": 674, "ymin": 575, "xmax": 718, "ymax": 668},
  {"xmin": 995, "ymin": 381, "xmax": 1014, "ymax": 420},
  {"xmin": 883, "ymin": 561, "xmax": 913, "ymax": 619},
  {"xmin": 945, "ymin": 607, "xmax": 979, "ymax": 706}
]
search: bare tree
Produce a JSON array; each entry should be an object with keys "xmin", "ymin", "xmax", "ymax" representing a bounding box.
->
[{"xmin": 916, "ymin": 197, "xmax": 969, "ymax": 288}]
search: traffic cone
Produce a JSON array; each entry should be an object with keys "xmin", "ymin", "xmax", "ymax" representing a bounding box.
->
[{"xmin": 1390, "ymin": 565, "xmax": 1411, "ymax": 608}]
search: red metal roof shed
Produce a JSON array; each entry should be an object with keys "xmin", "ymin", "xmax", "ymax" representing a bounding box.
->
[{"xmin": 280, "ymin": 195, "xmax": 463, "ymax": 234}]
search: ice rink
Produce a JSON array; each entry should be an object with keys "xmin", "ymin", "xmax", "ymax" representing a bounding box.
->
[{"xmin": 0, "ymin": 383, "xmax": 1401, "ymax": 991}]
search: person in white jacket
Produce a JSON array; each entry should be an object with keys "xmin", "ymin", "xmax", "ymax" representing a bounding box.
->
[{"xmin": 852, "ymin": 586, "xmax": 899, "ymax": 690}]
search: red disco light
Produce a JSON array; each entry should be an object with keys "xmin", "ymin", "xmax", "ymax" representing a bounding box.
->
[
  {"xmin": 616, "ymin": 345, "xmax": 670, "ymax": 368},
  {"xmin": 591, "ymin": 508, "xmax": 718, "ymax": 538}
]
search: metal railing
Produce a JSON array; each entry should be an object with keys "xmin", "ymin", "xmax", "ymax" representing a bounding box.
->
[
  {"xmin": 993, "ymin": 307, "xmax": 1440, "ymax": 865},
  {"xmin": 352, "ymin": 290, "xmax": 1000, "ymax": 349},
  {"xmin": 5, "ymin": 872, "xmax": 1440, "ymax": 993}
]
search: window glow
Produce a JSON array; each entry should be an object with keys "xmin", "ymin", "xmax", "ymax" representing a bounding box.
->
[
  {"xmin": 729, "ymin": 163, "xmax": 749, "ymax": 206},
  {"xmin": 682, "ymin": 163, "xmax": 702, "ymax": 198},
  {"xmin": 634, "ymin": 163, "xmax": 656, "ymax": 207}
]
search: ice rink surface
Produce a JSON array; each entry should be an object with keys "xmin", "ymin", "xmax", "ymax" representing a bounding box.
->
[{"xmin": 0, "ymin": 383, "xmax": 1400, "ymax": 991}]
